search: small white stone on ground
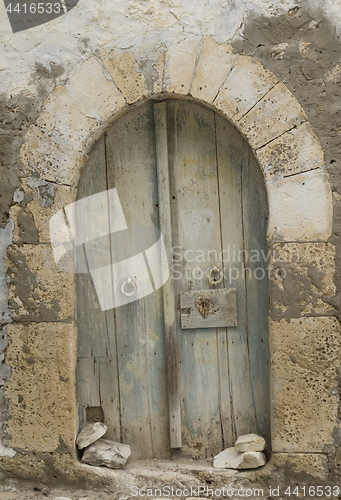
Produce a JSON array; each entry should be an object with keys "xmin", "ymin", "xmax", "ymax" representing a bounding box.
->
[
  {"xmin": 236, "ymin": 451, "xmax": 266, "ymax": 469},
  {"xmin": 235, "ymin": 433, "xmax": 266, "ymax": 452},
  {"xmin": 213, "ymin": 447, "xmax": 266, "ymax": 469},
  {"xmin": 81, "ymin": 438, "xmax": 131, "ymax": 469},
  {"xmin": 53, "ymin": 497, "xmax": 73, "ymax": 500},
  {"xmin": 213, "ymin": 447, "xmax": 243, "ymax": 469},
  {"xmin": 76, "ymin": 422, "xmax": 107, "ymax": 449}
]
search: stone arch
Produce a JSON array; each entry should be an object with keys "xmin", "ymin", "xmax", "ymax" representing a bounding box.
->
[
  {"xmin": 20, "ymin": 36, "xmax": 332, "ymax": 243},
  {"xmin": 7, "ymin": 35, "xmax": 334, "ymax": 460}
]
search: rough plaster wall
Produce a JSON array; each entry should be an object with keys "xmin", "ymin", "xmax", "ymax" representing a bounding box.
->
[{"xmin": 0, "ymin": 0, "xmax": 340, "ymax": 488}]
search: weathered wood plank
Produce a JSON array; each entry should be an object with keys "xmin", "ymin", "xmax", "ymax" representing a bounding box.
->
[
  {"xmin": 216, "ymin": 112, "xmax": 258, "ymax": 438},
  {"xmin": 105, "ymin": 100, "xmax": 170, "ymax": 459},
  {"xmin": 180, "ymin": 288, "xmax": 237, "ymax": 329},
  {"xmin": 167, "ymin": 99, "xmax": 224, "ymax": 458},
  {"xmin": 76, "ymin": 357, "xmax": 100, "ymax": 430},
  {"xmin": 98, "ymin": 357, "xmax": 121, "ymax": 442},
  {"xmin": 154, "ymin": 101, "xmax": 182, "ymax": 449},
  {"xmin": 76, "ymin": 135, "xmax": 116, "ymax": 358},
  {"xmin": 216, "ymin": 327, "xmax": 234, "ymax": 448},
  {"xmin": 242, "ymin": 150, "xmax": 271, "ymax": 446},
  {"xmin": 76, "ymin": 136, "xmax": 120, "ymax": 437}
]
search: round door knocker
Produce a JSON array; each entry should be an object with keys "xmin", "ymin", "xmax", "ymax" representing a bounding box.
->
[
  {"xmin": 121, "ymin": 278, "xmax": 137, "ymax": 297},
  {"xmin": 206, "ymin": 266, "xmax": 224, "ymax": 286}
]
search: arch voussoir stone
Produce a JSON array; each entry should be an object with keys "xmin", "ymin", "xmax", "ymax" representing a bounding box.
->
[
  {"xmin": 163, "ymin": 36, "xmax": 200, "ymax": 95},
  {"xmin": 238, "ymin": 81, "xmax": 308, "ymax": 149},
  {"xmin": 190, "ymin": 37, "xmax": 238, "ymax": 103},
  {"xmin": 257, "ymin": 121, "xmax": 325, "ymax": 181},
  {"xmin": 213, "ymin": 55, "xmax": 278, "ymax": 121}
]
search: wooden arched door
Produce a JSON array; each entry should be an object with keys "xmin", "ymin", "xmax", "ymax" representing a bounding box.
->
[{"xmin": 76, "ymin": 99, "xmax": 270, "ymax": 460}]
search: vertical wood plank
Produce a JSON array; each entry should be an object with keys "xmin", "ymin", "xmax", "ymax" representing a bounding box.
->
[
  {"xmin": 76, "ymin": 136, "xmax": 121, "ymax": 438},
  {"xmin": 105, "ymin": 100, "xmax": 170, "ymax": 459},
  {"xmin": 76, "ymin": 357, "xmax": 100, "ymax": 430},
  {"xmin": 242, "ymin": 151, "xmax": 271, "ymax": 446},
  {"xmin": 76, "ymin": 136, "xmax": 116, "ymax": 358},
  {"xmin": 98, "ymin": 357, "xmax": 121, "ymax": 442},
  {"xmin": 216, "ymin": 327, "xmax": 234, "ymax": 448},
  {"xmin": 216, "ymin": 113, "xmax": 258, "ymax": 438},
  {"xmin": 167, "ymin": 100, "xmax": 224, "ymax": 458},
  {"xmin": 154, "ymin": 101, "xmax": 182, "ymax": 449}
]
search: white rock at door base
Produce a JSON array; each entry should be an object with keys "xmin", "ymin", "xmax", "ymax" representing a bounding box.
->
[
  {"xmin": 235, "ymin": 433, "xmax": 266, "ymax": 452},
  {"xmin": 213, "ymin": 447, "xmax": 243, "ymax": 469},
  {"xmin": 238, "ymin": 451, "xmax": 266, "ymax": 469},
  {"xmin": 213, "ymin": 447, "xmax": 266, "ymax": 469},
  {"xmin": 76, "ymin": 422, "xmax": 107, "ymax": 449},
  {"xmin": 81, "ymin": 439, "xmax": 131, "ymax": 469}
]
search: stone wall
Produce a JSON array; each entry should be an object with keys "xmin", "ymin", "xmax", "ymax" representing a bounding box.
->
[{"xmin": 0, "ymin": 0, "xmax": 340, "ymax": 492}]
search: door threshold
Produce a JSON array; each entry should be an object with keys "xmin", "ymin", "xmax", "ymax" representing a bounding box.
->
[{"xmin": 125, "ymin": 456, "xmax": 242, "ymax": 475}]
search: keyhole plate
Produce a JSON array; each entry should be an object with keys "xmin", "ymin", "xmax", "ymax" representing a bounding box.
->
[
  {"xmin": 180, "ymin": 288, "xmax": 237, "ymax": 330},
  {"xmin": 195, "ymin": 295, "xmax": 210, "ymax": 317}
]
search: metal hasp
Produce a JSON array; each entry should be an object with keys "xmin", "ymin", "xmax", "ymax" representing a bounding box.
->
[{"xmin": 180, "ymin": 288, "xmax": 237, "ymax": 329}]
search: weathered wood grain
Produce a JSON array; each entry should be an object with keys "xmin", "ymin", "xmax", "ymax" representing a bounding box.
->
[
  {"xmin": 76, "ymin": 136, "xmax": 116, "ymax": 358},
  {"xmin": 180, "ymin": 288, "xmax": 237, "ymax": 329},
  {"xmin": 76, "ymin": 357, "xmax": 100, "ymax": 430},
  {"xmin": 154, "ymin": 101, "xmax": 182, "ymax": 449},
  {"xmin": 216, "ymin": 113, "xmax": 258, "ymax": 438},
  {"xmin": 167, "ymin": 99, "xmax": 224, "ymax": 458},
  {"xmin": 98, "ymin": 357, "xmax": 121, "ymax": 442},
  {"xmin": 105, "ymin": 101, "xmax": 170, "ymax": 459},
  {"xmin": 76, "ymin": 136, "xmax": 119, "ymax": 435},
  {"xmin": 242, "ymin": 150, "xmax": 271, "ymax": 447}
]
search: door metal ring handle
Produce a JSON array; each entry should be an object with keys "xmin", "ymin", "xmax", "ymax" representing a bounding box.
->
[
  {"xmin": 121, "ymin": 278, "xmax": 137, "ymax": 297},
  {"xmin": 206, "ymin": 266, "xmax": 224, "ymax": 285}
]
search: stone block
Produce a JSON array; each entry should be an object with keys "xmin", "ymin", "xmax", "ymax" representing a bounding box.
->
[
  {"xmin": 270, "ymin": 242, "xmax": 336, "ymax": 319},
  {"xmin": 20, "ymin": 124, "xmax": 79, "ymax": 185},
  {"xmin": 81, "ymin": 439, "xmax": 131, "ymax": 469},
  {"xmin": 151, "ymin": 45, "xmax": 165, "ymax": 94},
  {"xmin": 37, "ymin": 85, "xmax": 96, "ymax": 142},
  {"xmin": 267, "ymin": 169, "xmax": 332, "ymax": 241},
  {"xmin": 66, "ymin": 57, "xmax": 126, "ymax": 121},
  {"xmin": 270, "ymin": 453, "xmax": 329, "ymax": 481},
  {"xmin": 270, "ymin": 317, "xmax": 340, "ymax": 453},
  {"xmin": 237, "ymin": 451, "xmax": 266, "ymax": 469},
  {"xmin": 4, "ymin": 322, "xmax": 77, "ymax": 452},
  {"xmin": 164, "ymin": 36, "xmax": 200, "ymax": 95},
  {"xmin": 23, "ymin": 179, "xmax": 75, "ymax": 244},
  {"xmin": 99, "ymin": 49, "xmax": 148, "ymax": 104},
  {"xmin": 238, "ymin": 82, "xmax": 307, "ymax": 149},
  {"xmin": 213, "ymin": 447, "xmax": 241, "ymax": 468},
  {"xmin": 214, "ymin": 55, "xmax": 278, "ymax": 121},
  {"xmin": 7, "ymin": 244, "xmax": 75, "ymax": 323},
  {"xmin": 76, "ymin": 422, "xmax": 107, "ymax": 449},
  {"xmin": 257, "ymin": 122, "xmax": 325, "ymax": 180},
  {"xmin": 20, "ymin": 85, "xmax": 98, "ymax": 185},
  {"xmin": 213, "ymin": 447, "xmax": 266, "ymax": 469},
  {"xmin": 235, "ymin": 433, "xmax": 266, "ymax": 452},
  {"xmin": 191, "ymin": 38, "xmax": 238, "ymax": 103}
]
